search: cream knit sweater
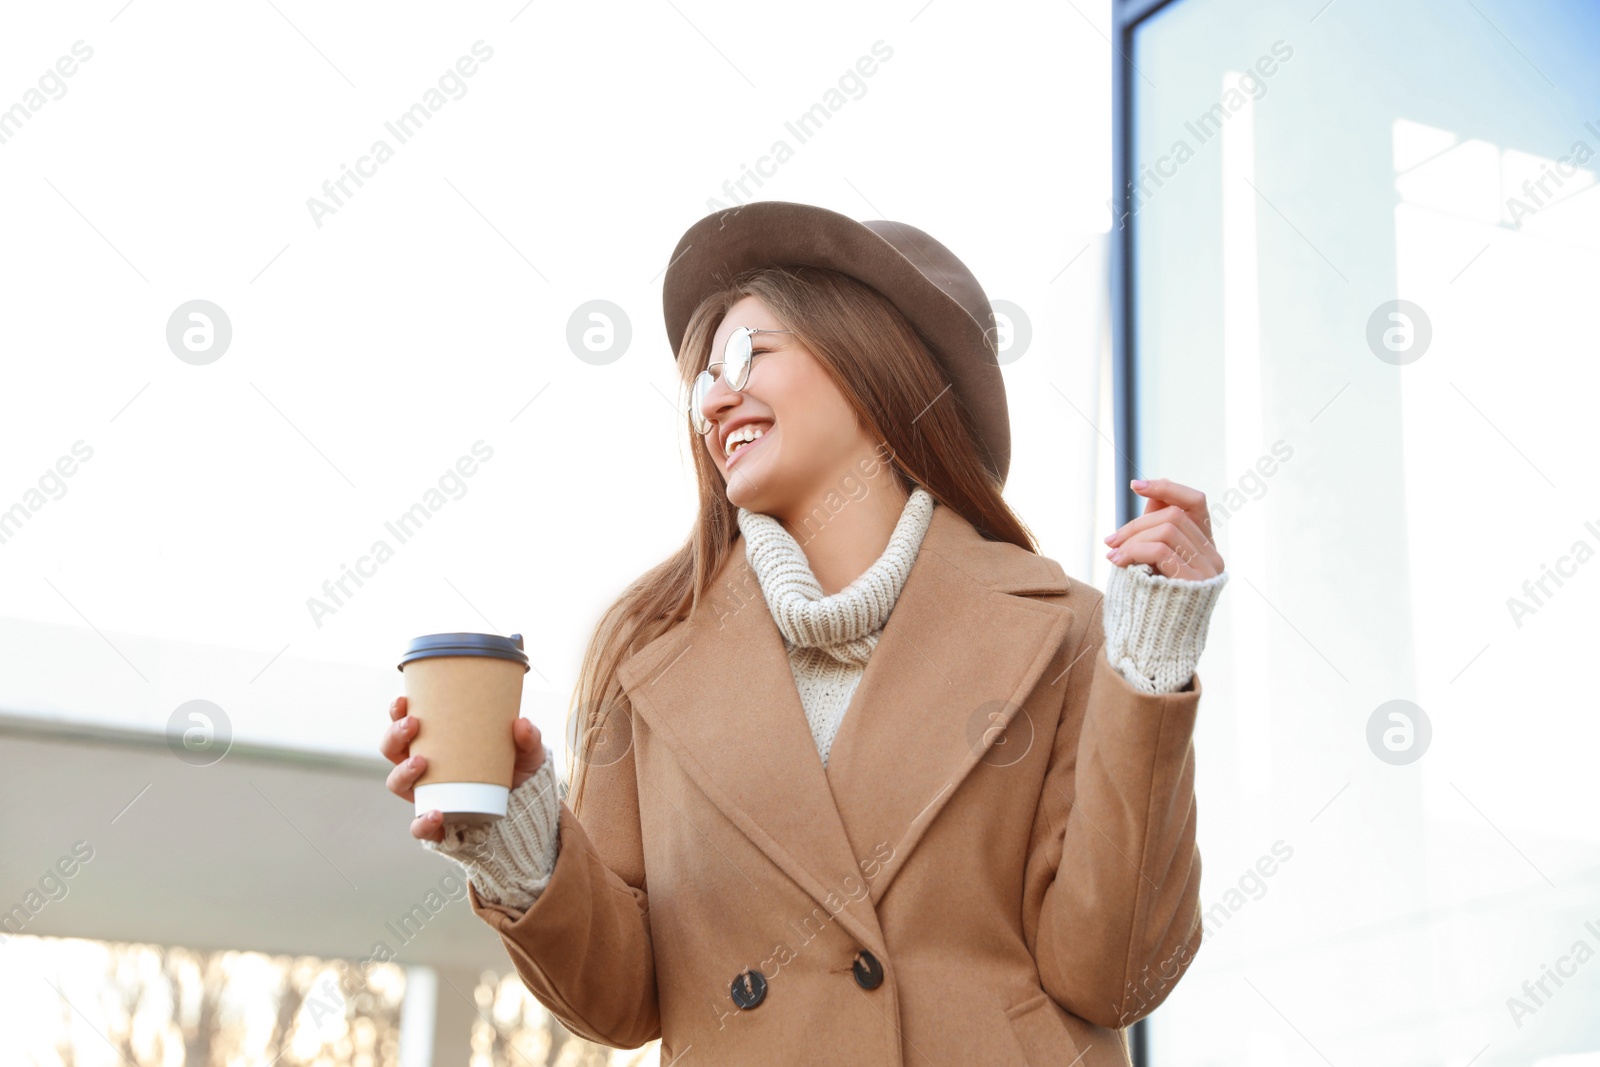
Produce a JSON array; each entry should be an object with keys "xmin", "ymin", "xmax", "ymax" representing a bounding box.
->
[{"xmin": 425, "ymin": 486, "xmax": 1229, "ymax": 909}]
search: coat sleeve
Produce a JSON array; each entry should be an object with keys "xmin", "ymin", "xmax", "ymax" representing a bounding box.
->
[
  {"xmin": 464, "ymin": 695, "xmax": 660, "ymax": 1049},
  {"xmin": 1023, "ymin": 587, "xmax": 1205, "ymax": 1030}
]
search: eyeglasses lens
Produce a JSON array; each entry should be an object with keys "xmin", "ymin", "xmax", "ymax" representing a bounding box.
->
[{"xmin": 690, "ymin": 328, "xmax": 757, "ymax": 435}]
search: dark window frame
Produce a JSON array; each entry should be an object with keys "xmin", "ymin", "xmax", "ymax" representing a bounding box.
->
[{"xmin": 1109, "ymin": 1, "xmax": 1188, "ymax": 1063}]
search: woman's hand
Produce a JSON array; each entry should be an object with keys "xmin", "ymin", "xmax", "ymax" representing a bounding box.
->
[
  {"xmin": 380, "ymin": 695, "xmax": 548, "ymax": 843},
  {"xmin": 1103, "ymin": 477, "xmax": 1225, "ymax": 580}
]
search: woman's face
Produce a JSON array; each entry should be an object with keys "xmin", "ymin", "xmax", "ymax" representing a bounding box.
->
[{"xmin": 698, "ymin": 295, "xmax": 876, "ymax": 520}]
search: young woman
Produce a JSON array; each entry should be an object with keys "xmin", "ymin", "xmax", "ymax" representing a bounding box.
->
[{"xmin": 380, "ymin": 202, "xmax": 1228, "ymax": 1066}]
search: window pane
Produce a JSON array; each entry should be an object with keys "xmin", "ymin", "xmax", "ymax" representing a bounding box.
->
[{"xmin": 1130, "ymin": 0, "xmax": 1600, "ymax": 1062}]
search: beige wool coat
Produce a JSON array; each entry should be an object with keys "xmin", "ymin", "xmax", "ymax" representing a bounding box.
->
[{"xmin": 465, "ymin": 502, "xmax": 1206, "ymax": 1066}]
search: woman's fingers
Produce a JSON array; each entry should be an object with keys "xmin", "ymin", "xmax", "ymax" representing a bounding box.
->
[
  {"xmin": 410, "ymin": 810, "xmax": 445, "ymax": 843},
  {"xmin": 510, "ymin": 717, "xmax": 547, "ymax": 790},
  {"xmin": 379, "ymin": 715, "xmax": 418, "ymax": 765},
  {"xmin": 385, "ymin": 753, "xmax": 428, "ymax": 802},
  {"xmin": 379, "ymin": 697, "xmax": 415, "ymax": 765},
  {"xmin": 1106, "ymin": 504, "xmax": 1213, "ymax": 550},
  {"xmin": 1112, "ymin": 537, "xmax": 1195, "ymax": 578},
  {"xmin": 1110, "ymin": 478, "xmax": 1216, "ymax": 543},
  {"xmin": 388, "ymin": 696, "xmax": 441, "ymax": 843},
  {"xmin": 1111, "ymin": 524, "xmax": 1221, "ymax": 579},
  {"xmin": 1107, "ymin": 509, "xmax": 1221, "ymax": 569},
  {"xmin": 1133, "ymin": 477, "xmax": 1206, "ymax": 513},
  {"xmin": 1102, "ymin": 478, "xmax": 1226, "ymax": 574}
]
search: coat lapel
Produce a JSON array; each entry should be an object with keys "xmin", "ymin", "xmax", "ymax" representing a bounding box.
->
[
  {"xmin": 822, "ymin": 504, "xmax": 1077, "ymax": 904},
  {"xmin": 615, "ymin": 501, "xmax": 1077, "ymax": 954}
]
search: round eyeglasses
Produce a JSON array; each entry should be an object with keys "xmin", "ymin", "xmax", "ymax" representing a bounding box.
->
[{"xmin": 689, "ymin": 326, "xmax": 795, "ymax": 436}]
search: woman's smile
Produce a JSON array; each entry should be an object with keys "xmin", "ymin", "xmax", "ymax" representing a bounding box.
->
[{"xmin": 725, "ymin": 423, "xmax": 773, "ymax": 470}]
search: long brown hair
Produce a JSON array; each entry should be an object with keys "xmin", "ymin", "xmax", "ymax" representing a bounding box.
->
[{"xmin": 563, "ymin": 264, "xmax": 1039, "ymax": 807}]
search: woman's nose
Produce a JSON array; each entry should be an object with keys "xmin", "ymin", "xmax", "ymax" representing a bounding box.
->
[{"xmin": 701, "ymin": 377, "xmax": 741, "ymax": 428}]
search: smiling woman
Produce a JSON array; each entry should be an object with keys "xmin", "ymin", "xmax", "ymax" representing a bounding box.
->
[{"xmin": 387, "ymin": 200, "xmax": 1228, "ymax": 1066}]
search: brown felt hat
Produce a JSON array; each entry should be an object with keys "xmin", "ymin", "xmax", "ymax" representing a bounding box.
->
[{"xmin": 662, "ymin": 200, "xmax": 1011, "ymax": 487}]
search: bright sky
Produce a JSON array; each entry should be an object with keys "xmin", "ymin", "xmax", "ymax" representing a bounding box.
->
[{"xmin": 0, "ymin": 1, "xmax": 1118, "ymax": 764}]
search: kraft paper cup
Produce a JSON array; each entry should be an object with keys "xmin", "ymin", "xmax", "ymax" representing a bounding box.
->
[{"xmin": 398, "ymin": 632, "xmax": 530, "ymax": 824}]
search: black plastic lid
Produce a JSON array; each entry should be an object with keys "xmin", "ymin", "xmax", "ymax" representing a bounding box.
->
[{"xmin": 398, "ymin": 632, "xmax": 529, "ymax": 672}]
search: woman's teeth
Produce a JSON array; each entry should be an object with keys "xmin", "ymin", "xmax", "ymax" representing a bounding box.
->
[{"xmin": 724, "ymin": 423, "xmax": 770, "ymax": 459}]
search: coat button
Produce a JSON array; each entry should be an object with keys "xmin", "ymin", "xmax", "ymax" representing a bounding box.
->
[
  {"xmin": 852, "ymin": 950, "xmax": 884, "ymax": 990},
  {"xmin": 731, "ymin": 968, "xmax": 767, "ymax": 1009}
]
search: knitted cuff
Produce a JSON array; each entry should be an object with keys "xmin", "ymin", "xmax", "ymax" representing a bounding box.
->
[
  {"xmin": 1102, "ymin": 563, "xmax": 1229, "ymax": 695},
  {"xmin": 420, "ymin": 744, "xmax": 566, "ymax": 910}
]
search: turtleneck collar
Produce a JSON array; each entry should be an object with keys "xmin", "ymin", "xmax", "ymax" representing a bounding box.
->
[{"xmin": 736, "ymin": 485, "xmax": 937, "ymax": 667}]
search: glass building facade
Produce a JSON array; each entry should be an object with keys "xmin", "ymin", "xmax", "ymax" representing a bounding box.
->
[{"xmin": 1111, "ymin": 0, "xmax": 1600, "ymax": 1063}]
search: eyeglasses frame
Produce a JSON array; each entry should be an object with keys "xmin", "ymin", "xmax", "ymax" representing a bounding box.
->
[{"xmin": 690, "ymin": 326, "xmax": 795, "ymax": 436}]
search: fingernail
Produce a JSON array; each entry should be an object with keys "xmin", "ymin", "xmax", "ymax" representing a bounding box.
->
[
  {"xmin": 1103, "ymin": 533, "xmax": 1114, "ymax": 544},
  {"xmin": 1131, "ymin": 479, "xmax": 1148, "ymax": 489}
]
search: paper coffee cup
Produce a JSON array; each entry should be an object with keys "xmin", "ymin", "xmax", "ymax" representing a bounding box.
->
[{"xmin": 398, "ymin": 632, "xmax": 531, "ymax": 824}]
